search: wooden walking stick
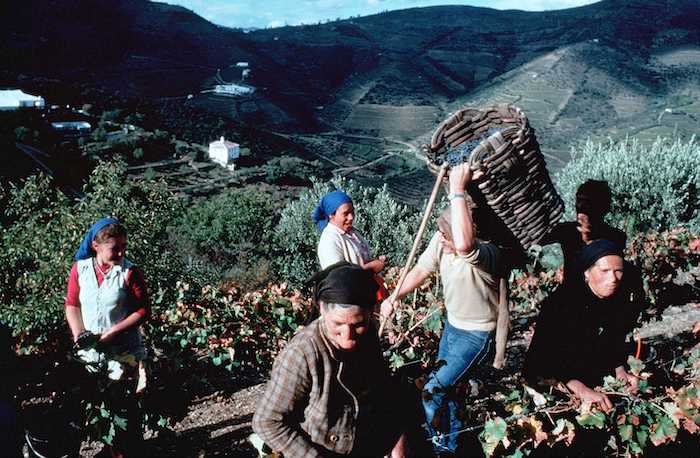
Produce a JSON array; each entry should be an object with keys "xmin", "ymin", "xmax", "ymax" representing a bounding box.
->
[{"xmin": 378, "ymin": 163, "xmax": 448, "ymax": 336}]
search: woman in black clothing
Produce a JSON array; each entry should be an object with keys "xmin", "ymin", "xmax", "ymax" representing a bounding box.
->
[{"xmin": 523, "ymin": 240, "xmax": 645, "ymax": 411}]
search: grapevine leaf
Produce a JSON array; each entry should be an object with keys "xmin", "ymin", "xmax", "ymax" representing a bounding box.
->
[
  {"xmin": 627, "ymin": 355, "xmax": 644, "ymax": 376},
  {"xmin": 480, "ymin": 417, "xmax": 509, "ymax": 457},
  {"xmin": 113, "ymin": 414, "xmax": 128, "ymax": 431},
  {"xmin": 550, "ymin": 418, "xmax": 576, "ymax": 446},
  {"xmin": 650, "ymin": 415, "xmax": 678, "ymax": 446},
  {"xmin": 523, "ymin": 385, "xmax": 547, "ymax": 407},
  {"xmin": 619, "ymin": 424, "xmax": 633, "ymax": 442},
  {"xmin": 576, "ymin": 411, "xmax": 606, "ymax": 429}
]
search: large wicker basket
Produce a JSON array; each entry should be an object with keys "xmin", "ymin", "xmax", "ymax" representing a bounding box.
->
[{"xmin": 425, "ymin": 104, "xmax": 564, "ymax": 250}]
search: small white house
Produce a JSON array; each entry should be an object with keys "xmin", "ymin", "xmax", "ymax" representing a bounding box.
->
[
  {"xmin": 51, "ymin": 121, "xmax": 92, "ymax": 137},
  {"xmin": 213, "ymin": 84, "xmax": 255, "ymax": 96},
  {"xmin": 235, "ymin": 62, "xmax": 249, "ymax": 68},
  {"xmin": 0, "ymin": 89, "xmax": 45, "ymax": 111},
  {"xmin": 208, "ymin": 136, "xmax": 240, "ymax": 167}
]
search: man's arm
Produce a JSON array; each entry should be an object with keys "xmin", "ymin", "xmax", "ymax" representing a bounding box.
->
[
  {"xmin": 252, "ymin": 346, "xmax": 322, "ymax": 458},
  {"xmin": 380, "ymin": 265, "xmax": 431, "ymax": 317},
  {"xmin": 448, "ymin": 164, "xmax": 477, "ymax": 255}
]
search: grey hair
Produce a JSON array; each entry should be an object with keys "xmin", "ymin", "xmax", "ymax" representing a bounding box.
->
[{"xmin": 319, "ymin": 301, "xmax": 366, "ymax": 312}]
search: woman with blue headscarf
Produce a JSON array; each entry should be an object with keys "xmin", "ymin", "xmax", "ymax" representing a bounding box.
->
[
  {"xmin": 64, "ymin": 217, "xmax": 149, "ymax": 455},
  {"xmin": 312, "ymin": 190, "xmax": 387, "ymax": 275}
]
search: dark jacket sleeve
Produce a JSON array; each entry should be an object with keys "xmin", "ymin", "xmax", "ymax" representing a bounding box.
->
[{"xmin": 252, "ymin": 345, "xmax": 322, "ymax": 458}]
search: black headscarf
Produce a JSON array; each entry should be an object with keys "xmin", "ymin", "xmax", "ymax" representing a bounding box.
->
[
  {"xmin": 577, "ymin": 239, "xmax": 623, "ymax": 272},
  {"xmin": 308, "ymin": 262, "xmax": 378, "ymax": 310}
]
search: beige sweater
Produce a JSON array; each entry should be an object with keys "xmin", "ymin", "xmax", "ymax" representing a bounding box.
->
[{"xmin": 417, "ymin": 232, "xmax": 509, "ymax": 368}]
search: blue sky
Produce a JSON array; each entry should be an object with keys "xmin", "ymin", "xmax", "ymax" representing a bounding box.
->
[{"xmin": 162, "ymin": 1, "xmax": 600, "ymax": 29}]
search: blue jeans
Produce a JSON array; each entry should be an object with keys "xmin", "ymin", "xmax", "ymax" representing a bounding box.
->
[{"xmin": 423, "ymin": 321, "xmax": 494, "ymax": 453}]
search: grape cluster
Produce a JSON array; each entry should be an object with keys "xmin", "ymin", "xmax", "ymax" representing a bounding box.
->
[{"xmin": 445, "ymin": 128, "xmax": 502, "ymax": 166}]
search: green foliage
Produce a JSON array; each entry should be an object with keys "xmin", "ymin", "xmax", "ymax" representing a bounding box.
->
[
  {"xmin": 132, "ymin": 147, "xmax": 144, "ymax": 160},
  {"xmin": 264, "ymin": 156, "xmax": 322, "ymax": 184},
  {"xmin": 172, "ymin": 187, "xmax": 277, "ymax": 289},
  {"xmin": 626, "ymin": 228, "xmax": 700, "ymax": 306},
  {"xmin": 556, "ymin": 137, "xmax": 700, "ymax": 233},
  {"xmin": 273, "ymin": 177, "xmax": 423, "ymax": 286},
  {"xmin": 100, "ymin": 109, "xmax": 124, "ymax": 124},
  {"xmin": 477, "ymin": 346, "xmax": 700, "ymax": 457},
  {"xmin": 14, "ymin": 126, "xmax": 34, "ymax": 143},
  {"xmin": 147, "ymin": 282, "xmax": 313, "ymax": 375},
  {"xmin": 91, "ymin": 127, "xmax": 107, "ymax": 142},
  {"xmin": 0, "ymin": 174, "xmax": 78, "ymax": 350}
]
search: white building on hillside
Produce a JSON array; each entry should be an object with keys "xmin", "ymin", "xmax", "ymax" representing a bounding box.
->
[
  {"xmin": 0, "ymin": 89, "xmax": 45, "ymax": 111},
  {"xmin": 51, "ymin": 121, "xmax": 92, "ymax": 137},
  {"xmin": 235, "ymin": 62, "xmax": 249, "ymax": 68},
  {"xmin": 213, "ymin": 84, "xmax": 255, "ymax": 96},
  {"xmin": 208, "ymin": 136, "xmax": 240, "ymax": 168}
]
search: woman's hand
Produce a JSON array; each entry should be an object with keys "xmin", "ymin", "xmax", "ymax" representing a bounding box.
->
[
  {"xmin": 566, "ymin": 379, "xmax": 613, "ymax": 412},
  {"xmin": 615, "ymin": 366, "xmax": 640, "ymax": 392},
  {"xmin": 364, "ymin": 255, "xmax": 387, "ymax": 274}
]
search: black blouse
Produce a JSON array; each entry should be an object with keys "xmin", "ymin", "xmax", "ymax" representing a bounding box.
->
[{"xmin": 523, "ymin": 265, "xmax": 645, "ymax": 388}]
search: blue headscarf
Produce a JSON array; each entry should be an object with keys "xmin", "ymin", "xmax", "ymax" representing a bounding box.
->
[
  {"xmin": 74, "ymin": 217, "xmax": 120, "ymax": 261},
  {"xmin": 311, "ymin": 190, "xmax": 352, "ymax": 231}
]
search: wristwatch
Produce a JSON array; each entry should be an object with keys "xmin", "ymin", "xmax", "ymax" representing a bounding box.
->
[{"xmin": 448, "ymin": 192, "xmax": 465, "ymax": 201}]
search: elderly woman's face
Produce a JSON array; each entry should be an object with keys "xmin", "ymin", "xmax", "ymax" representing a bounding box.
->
[
  {"xmin": 322, "ymin": 304, "xmax": 370, "ymax": 351},
  {"xmin": 584, "ymin": 255, "xmax": 624, "ymax": 298},
  {"xmin": 329, "ymin": 203, "xmax": 354, "ymax": 232},
  {"xmin": 92, "ymin": 236, "xmax": 127, "ymax": 266}
]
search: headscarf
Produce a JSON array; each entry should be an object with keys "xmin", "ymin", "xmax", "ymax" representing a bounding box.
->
[
  {"xmin": 309, "ymin": 262, "xmax": 378, "ymax": 310},
  {"xmin": 577, "ymin": 239, "xmax": 623, "ymax": 272},
  {"xmin": 311, "ymin": 190, "xmax": 352, "ymax": 231},
  {"xmin": 74, "ymin": 217, "xmax": 120, "ymax": 261}
]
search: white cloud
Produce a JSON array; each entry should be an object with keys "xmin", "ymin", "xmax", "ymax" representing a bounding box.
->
[{"xmin": 267, "ymin": 19, "xmax": 285, "ymax": 28}]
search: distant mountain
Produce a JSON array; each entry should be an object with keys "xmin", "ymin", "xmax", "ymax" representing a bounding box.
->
[
  {"xmin": 2, "ymin": 0, "xmax": 699, "ymax": 167},
  {"xmin": 0, "ymin": 0, "xmax": 251, "ymax": 97}
]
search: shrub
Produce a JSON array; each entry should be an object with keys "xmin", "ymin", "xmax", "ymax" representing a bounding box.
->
[
  {"xmin": 556, "ymin": 137, "xmax": 700, "ymax": 233},
  {"xmin": 626, "ymin": 228, "xmax": 700, "ymax": 307},
  {"xmin": 264, "ymin": 156, "xmax": 323, "ymax": 184},
  {"xmin": 147, "ymin": 281, "xmax": 314, "ymax": 376},
  {"xmin": 171, "ymin": 188, "xmax": 277, "ymax": 289},
  {"xmin": 273, "ymin": 177, "xmax": 424, "ymax": 286}
]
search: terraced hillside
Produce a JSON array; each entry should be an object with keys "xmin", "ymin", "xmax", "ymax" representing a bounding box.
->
[{"xmin": 2, "ymin": 0, "xmax": 699, "ymax": 204}]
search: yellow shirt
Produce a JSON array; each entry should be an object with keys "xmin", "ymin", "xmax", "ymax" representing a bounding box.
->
[{"xmin": 417, "ymin": 232, "xmax": 501, "ymax": 331}]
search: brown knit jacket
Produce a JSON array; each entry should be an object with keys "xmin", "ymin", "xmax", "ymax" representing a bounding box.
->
[{"xmin": 252, "ymin": 318, "xmax": 401, "ymax": 458}]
